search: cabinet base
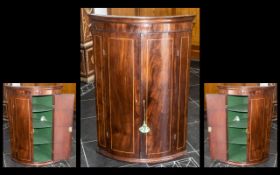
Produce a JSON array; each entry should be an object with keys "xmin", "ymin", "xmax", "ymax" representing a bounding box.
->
[
  {"xmin": 97, "ymin": 149, "xmax": 187, "ymax": 163},
  {"xmin": 220, "ymin": 158, "xmax": 268, "ymax": 166},
  {"xmin": 11, "ymin": 158, "xmax": 57, "ymax": 166}
]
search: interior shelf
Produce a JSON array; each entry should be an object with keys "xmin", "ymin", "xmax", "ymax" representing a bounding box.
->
[
  {"xmin": 228, "ymin": 134, "xmax": 247, "ymax": 144},
  {"xmin": 33, "ymin": 135, "xmax": 52, "ymax": 145},
  {"xmin": 228, "ymin": 120, "xmax": 247, "ymax": 128},
  {"xmin": 33, "ymin": 119, "xmax": 52, "ymax": 128},
  {"xmin": 227, "ymin": 104, "xmax": 248, "ymax": 112},
  {"xmin": 33, "ymin": 128, "xmax": 52, "ymax": 145},
  {"xmin": 33, "ymin": 144, "xmax": 52, "ymax": 162},
  {"xmin": 228, "ymin": 144, "xmax": 247, "ymax": 162},
  {"xmin": 32, "ymin": 104, "xmax": 53, "ymax": 113}
]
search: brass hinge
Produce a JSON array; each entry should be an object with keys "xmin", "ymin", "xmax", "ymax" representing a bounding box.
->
[
  {"xmin": 174, "ymin": 134, "xmax": 176, "ymax": 140},
  {"xmin": 106, "ymin": 131, "xmax": 109, "ymax": 138},
  {"xmin": 208, "ymin": 127, "xmax": 212, "ymax": 132}
]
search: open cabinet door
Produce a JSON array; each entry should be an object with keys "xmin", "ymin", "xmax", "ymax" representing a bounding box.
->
[
  {"xmin": 206, "ymin": 94, "xmax": 227, "ymax": 161},
  {"xmin": 53, "ymin": 94, "xmax": 74, "ymax": 161}
]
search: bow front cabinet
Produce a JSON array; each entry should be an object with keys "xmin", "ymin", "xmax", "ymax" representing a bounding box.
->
[{"xmin": 90, "ymin": 14, "xmax": 195, "ymax": 163}]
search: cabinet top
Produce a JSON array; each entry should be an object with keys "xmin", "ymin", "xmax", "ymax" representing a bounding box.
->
[
  {"xmin": 89, "ymin": 14, "xmax": 195, "ymax": 33},
  {"xmin": 89, "ymin": 14, "xmax": 195, "ymax": 23},
  {"xmin": 217, "ymin": 86, "xmax": 275, "ymax": 96},
  {"xmin": 5, "ymin": 85, "xmax": 63, "ymax": 96}
]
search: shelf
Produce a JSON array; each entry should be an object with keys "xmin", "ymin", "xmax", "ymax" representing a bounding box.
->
[
  {"xmin": 227, "ymin": 104, "xmax": 248, "ymax": 112},
  {"xmin": 228, "ymin": 128, "xmax": 247, "ymax": 144},
  {"xmin": 33, "ymin": 135, "xmax": 52, "ymax": 144},
  {"xmin": 228, "ymin": 135, "xmax": 247, "ymax": 144},
  {"xmin": 228, "ymin": 144, "xmax": 247, "ymax": 162},
  {"xmin": 34, "ymin": 144, "xmax": 52, "ymax": 162},
  {"xmin": 228, "ymin": 120, "xmax": 247, "ymax": 128},
  {"xmin": 32, "ymin": 104, "xmax": 53, "ymax": 113},
  {"xmin": 33, "ymin": 128, "xmax": 52, "ymax": 145},
  {"xmin": 33, "ymin": 119, "xmax": 52, "ymax": 128}
]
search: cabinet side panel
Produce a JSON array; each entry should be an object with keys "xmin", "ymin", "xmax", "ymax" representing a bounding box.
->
[
  {"xmin": 93, "ymin": 35, "xmax": 107, "ymax": 148},
  {"xmin": 14, "ymin": 95, "xmax": 33, "ymax": 162},
  {"xmin": 248, "ymin": 97, "xmax": 266, "ymax": 162},
  {"xmin": 177, "ymin": 33, "xmax": 191, "ymax": 150},
  {"xmin": 206, "ymin": 94, "xmax": 227, "ymax": 161},
  {"xmin": 53, "ymin": 94, "xmax": 74, "ymax": 161}
]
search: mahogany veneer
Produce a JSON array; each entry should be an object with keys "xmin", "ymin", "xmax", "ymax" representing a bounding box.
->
[
  {"xmin": 206, "ymin": 86, "xmax": 275, "ymax": 166},
  {"xmin": 6, "ymin": 85, "xmax": 74, "ymax": 166},
  {"xmin": 89, "ymin": 14, "xmax": 195, "ymax": 163}
]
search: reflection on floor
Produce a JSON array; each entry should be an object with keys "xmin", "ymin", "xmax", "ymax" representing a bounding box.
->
[
  {"xmin": 80, "ymin": 60, "xmax": 200, "ymax": 167},
  {"xmin": 204, "ymin": 116, "xmax": 278, "ymax": 167},
  {"xmin": 3, "ymin": 116, "xmax": 76, "ymax": 167}
]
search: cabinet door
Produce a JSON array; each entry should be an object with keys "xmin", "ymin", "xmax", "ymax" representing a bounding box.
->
[
  {"xmin": 8, "ymin": 90, "xmax": 33, "ymax": 163},
  {"xmin": 53, "ymin": 94, "xmax": 74, "ymax": 161},
  {"xmin": 247, "ymin": 96, "xmax": 266, "ymax": 162},
  {"xmin": 141, "ymin": 33, "xmax": 175, "ymax": 158},
  {"xmin": 104, "ymin": 32, "xmax": 141, "ymax": 158},
  {"xmin": 206, "ymin": 94, "xmax": 227, "ymax": 161}
]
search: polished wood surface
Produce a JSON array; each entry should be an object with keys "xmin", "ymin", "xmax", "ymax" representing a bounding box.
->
[
  {"xmin": 206, "ymin": 94, "xmax": 227, "ymax": 161},
  {"xmin": 6, "ymin": 86, "xmax": 74, "ymax": 166},
  {"xmin": 206, "ymin": 85, "xmax": 275, "ymax": 166},
  {"xmin": 108, "ymin": 8, "xmax": 200, "ymax": 60},
  {"xmin": 53, "ymin": 94, "xmax": 74, "ymax": 161},
  {"xmin": 90, "ymin": 14, "xmax": 194, "ymax": 163}
]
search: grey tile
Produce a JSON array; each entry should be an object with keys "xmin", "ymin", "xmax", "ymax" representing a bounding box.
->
[
  {"xmin": 67, "ymin": 156, "xmax": 76, "ymax": 167},
  {"xmin": 81, "ymin": 100, "xmax": 96, "ymax": 118},
  {"xmin": 83, "ymin": 141, "xmax": 128, "ymax": 167},
  {"xmin": 120, "ymin": 163, "xmax": 148, "ymax": 167},
  {"xmin": 204, "ymin": 155, "xmax": 213, "ymax": 167},
  {"xmin": 4, "ymin": 154, "xmax": 28, "ymax": 167},
  {"xmin": 148, "ymin": 152, "xmax": 199, "ymax": 167},
  {"xmin": 81, "ymin": 117, "xmax": 97, "ymax": 142},
  {"xmin": 187, "ymin": 122, "xmax": 199, "ymax": 151},
  {"xmin": 188, "ymin": 101, "xmax": 199, "ymax": 123},
  {"xmin": 80, "ymin": 142, "xmax": 88, "ymax": 167},
  {"xmin": 190, "ymin": 74, "xmax": 199, "ymax": 86},
  {"xmin": 189, "ymin": 85, "xmax": 199, "ymax": 101},
  {"xmin": 190, "ymin": 61, "xmax": 200, "ymax": 69},
  {"xmin": 52, "ymin": 160, "xmax": 70, "ymax": 167}
]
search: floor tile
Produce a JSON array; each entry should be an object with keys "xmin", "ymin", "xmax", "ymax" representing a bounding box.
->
[{"xmin": 81, "ymin": 117, "xmax": 97, "ymax": 142}]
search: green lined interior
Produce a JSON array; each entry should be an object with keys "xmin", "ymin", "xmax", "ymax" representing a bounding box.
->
[
  {"xmin": 227, "ymin": 95, "xmax": 248, "ymax": 162},
  {"xmin": 32, "ymin": 96, "xmax": 53, "ymax": 162},
  {"xmin": 227, "ymin": 95, "xmax": 248, "ymax": 112}
]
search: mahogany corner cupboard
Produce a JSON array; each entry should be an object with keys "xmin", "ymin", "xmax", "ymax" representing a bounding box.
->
[
  {"xmin": 206, "ymin": 86, "xmax": 275, "ymax": 166},
  {"xmin": 89, "ymin": 14, "xmax": 195, "ymax": 163},
  {"xmin": 6, "ymin": 85, "xmax": 74, "ymax": 166}
]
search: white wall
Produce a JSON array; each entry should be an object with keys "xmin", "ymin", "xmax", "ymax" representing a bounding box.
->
[{"xmin": 94, "ymin": 8, "xmax": 107, "ymax": 15}]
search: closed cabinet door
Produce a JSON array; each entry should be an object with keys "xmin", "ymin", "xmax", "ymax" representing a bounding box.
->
[
  {"xmin": 8, "ymin": 91, "xmax": 33, "ymax": 163},
  {"xmin": 247, "ymin": 95, "xmax": 266, "ymax": 162},
  {"xmin": 53, "ymin": 94, "xmax": 74, "ymax": 161},
  {"xmin": 140, "ymin": 33, "xmax": 175, "ymax": 158},
  {"xmin": 104, "ymin": 32, "xmax": 141, "ymax": 158}
]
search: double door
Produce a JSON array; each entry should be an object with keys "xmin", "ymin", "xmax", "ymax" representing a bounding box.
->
[{"xmin": 94, "ymin": 31, "xmax": 191, "ymax": 159}]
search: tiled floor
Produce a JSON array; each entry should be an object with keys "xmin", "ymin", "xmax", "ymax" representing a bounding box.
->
[
  {"xmin": 204, "ymin": 117, "xmax": 278, "ymax": 167},
  {"xmin": 2, "ymin": 116, "xmax": 76, "ymax": 167},
  {"xmin": 81, "ymin": 60, "xmax": 200, "ymax": 167}
]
